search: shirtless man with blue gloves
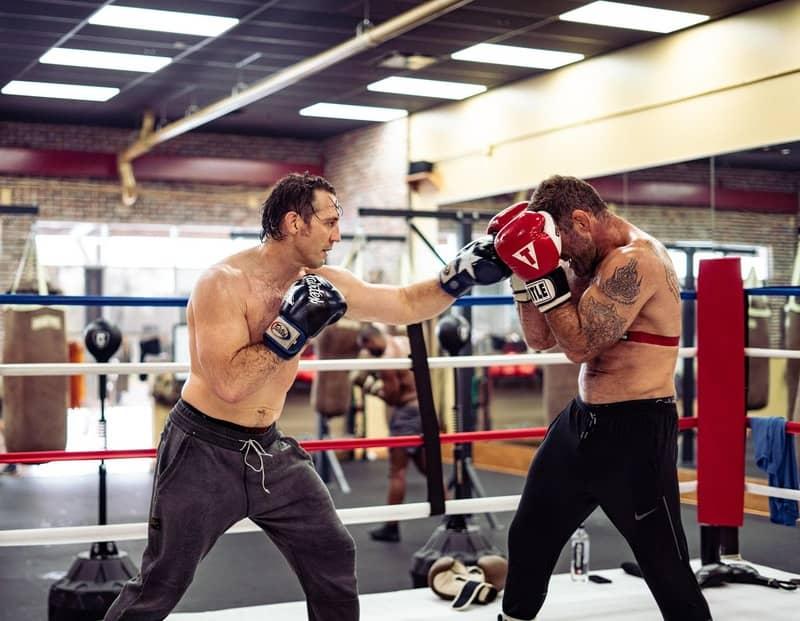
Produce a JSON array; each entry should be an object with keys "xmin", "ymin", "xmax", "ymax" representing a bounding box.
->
[{"xmin": 103, "ymin": 172, "xmax": 510, "ymax": 621}]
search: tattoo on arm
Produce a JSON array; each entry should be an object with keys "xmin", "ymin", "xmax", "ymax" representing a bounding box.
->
[
  {"xmin": 583, "ymin": 296, "xmax": 627, "ymax": 344},
  {"xmin": 665, "ymin": 265, "xmax": 681, "ymax": 303},
  {"xmin": 599, "ymin": 258, "xmax": 641, "ymax": 305}
]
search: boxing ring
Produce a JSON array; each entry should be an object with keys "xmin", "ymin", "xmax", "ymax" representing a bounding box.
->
[
  {"xmin": 1, "ymin": 257, "xmax": 799, "ymax": 619},
  {"xmin": 162, "ymin": 562, "xmax": 800, "ymax": 620}
]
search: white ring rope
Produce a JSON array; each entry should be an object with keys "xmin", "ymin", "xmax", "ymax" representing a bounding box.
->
[
  {"xmin": 745, "ymin": 347, "xmax": 800, "ymax": 359},
  {"xmin": 745, "ymin": 482, "xmax": 800, "ymax": 501},
  {"xmin": 24, "ymin": 347, "xmax": 800, "ymax": 375},
  {"xmin": 0, "ymin": 496, "xmax": 519, "ymax": 547},
  {"xmin": 0, "ymin": 349, "xmax": 698, "ymax": 377},
  {"xmin": 0, "ymin": 483, "xmax": 700, "ymax": 547}
]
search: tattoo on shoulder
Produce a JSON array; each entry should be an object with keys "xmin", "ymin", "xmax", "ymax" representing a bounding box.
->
[
  {"xmin": 665, "ymin": 265, "xmax": 681, "ymax": 302},
  {"xmin": 600, "ymin": 258, "xmax": 641, "ymax": 305},
  {"xmin": 583, "ymin": 296, "xmax": 627, "ymax": 343}
]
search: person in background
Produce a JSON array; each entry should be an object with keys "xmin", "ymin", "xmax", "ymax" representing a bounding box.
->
[{"xmin": 353, "ymin": 323, "xmax": 425, "ymax": 543}]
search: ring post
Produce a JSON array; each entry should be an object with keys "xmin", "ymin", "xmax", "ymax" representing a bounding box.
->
[
  {"xmin": 408, "ymin": 317, "xmax": 501, "ymax": 588},
  {"xmin": 696, "ymin": 257, "xmax": 746, "ymax": 564}
]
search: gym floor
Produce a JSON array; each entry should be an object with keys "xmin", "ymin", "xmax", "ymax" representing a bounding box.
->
[
  {"xmin": 1, "ymin": 454, "xmax": 799, "ymax": 620},
  {"xmin": 1, "ymin": 382, "xmax": 798, "ymax": 620}
]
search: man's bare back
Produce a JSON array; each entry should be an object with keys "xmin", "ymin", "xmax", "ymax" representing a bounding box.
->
[{"xmin": 377, "ymin": 335, "xmax": 418, "ymax": 408}]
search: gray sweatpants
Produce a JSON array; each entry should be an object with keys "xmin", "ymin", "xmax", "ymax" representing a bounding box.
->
[{"xmin": 104, "ymin": 399, "xmax": 359, "ymax": 621}]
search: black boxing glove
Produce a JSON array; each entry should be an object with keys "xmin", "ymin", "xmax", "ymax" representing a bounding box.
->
[
  {"xmin": 263, "ymin": 274, "xmax": 347, "ymax": 360},
  {"xmin": 439, "ymin": 235, "xmax": 512, "ymax": 298}
]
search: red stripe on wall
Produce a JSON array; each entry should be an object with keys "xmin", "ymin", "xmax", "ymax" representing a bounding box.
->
[
  {"xmin": 590, "ymin": 176, "xmax": 797, "ymax": 213},
  {"xmin": 0, "ymin": 147, "xmax": 322, "ymax": 186}
]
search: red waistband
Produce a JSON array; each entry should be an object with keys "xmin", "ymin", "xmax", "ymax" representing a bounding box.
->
[{"xmin": 622, "ymin": 331, "xmax": 680, "ymax": 347}]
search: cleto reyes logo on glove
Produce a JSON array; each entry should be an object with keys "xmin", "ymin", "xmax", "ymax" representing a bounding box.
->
[
  {"xmin": 269, "ymin": 320, "xmax": 290, "ymax": 340},
  {"xmin": 268, "ymin": 317, "xmax": 301, "ymax": 348}
]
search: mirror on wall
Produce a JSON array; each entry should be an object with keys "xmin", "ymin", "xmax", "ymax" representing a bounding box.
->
[{"xmin": 441, "ymin": 141, "xmax": 800, "ymax": 466}]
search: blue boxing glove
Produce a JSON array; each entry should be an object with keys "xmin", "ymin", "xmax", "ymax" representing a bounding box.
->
[
  {"xmin": 439, "ymin": 235, "xmax": 512, "ymax": 298},
  {"xmin": 264, "ymin": 274, "xmax": 347, "ymax": 359}
]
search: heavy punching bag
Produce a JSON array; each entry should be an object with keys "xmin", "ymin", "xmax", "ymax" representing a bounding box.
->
[
  {"xmin": 3, "ymin": 306, "xmax": 68, "ymax": 452},
  {"xmin": 746, "ymin": 270, "xmax": 770, "ymax": 411}
]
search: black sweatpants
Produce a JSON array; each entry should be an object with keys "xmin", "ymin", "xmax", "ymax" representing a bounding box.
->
[
  {"xmin": 502, "ymin": 396, "xmax": 711, "ymax": 621},
  {"xmin": 104, "ymin": 399, "xmax": 359, "ymax": 621}
]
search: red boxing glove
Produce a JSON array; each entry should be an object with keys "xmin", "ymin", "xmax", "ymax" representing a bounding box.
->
[
  {"xmin": 486, "ymin": 201, "xmax": 528, "ymax": 236},
  {"xmin": 487, "ymin": 202, "xmax": 531, "ymax": 302},
  {"xmin": 495, "ymin": 211, "xmax": 571, "ymax": 312}
]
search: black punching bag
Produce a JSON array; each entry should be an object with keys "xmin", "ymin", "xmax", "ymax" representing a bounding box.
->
[
  {"xmin": 84, "ymin": 318, "xmax": 121, "ymax": 363},
  {"xmin": 84, "ymin": 318, "xmax": 121, "ymax": 401},
  {"xmin": 436, "ymin": 313, "xmax": 470, "ymax": 356}
]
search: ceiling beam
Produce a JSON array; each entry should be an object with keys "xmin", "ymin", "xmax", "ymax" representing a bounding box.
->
[{"xmin": 118, "ymin": 0, "xmax": 474, "ymax": 193}]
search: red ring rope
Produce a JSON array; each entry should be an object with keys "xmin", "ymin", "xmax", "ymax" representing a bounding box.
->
[{"xmin": 0, "ymin": 418, "xmax": 699, "ymax": 465}]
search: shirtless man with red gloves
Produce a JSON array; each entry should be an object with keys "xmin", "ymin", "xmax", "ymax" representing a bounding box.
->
[{"xmin": 491, "ymin": 175, "xmax": 711, "ymax": 621}]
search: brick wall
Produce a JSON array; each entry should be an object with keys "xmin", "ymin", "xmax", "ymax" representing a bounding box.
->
[
  {"xmin": 3, "ymin": 120, "xmax": 798, "ymax": 349},
  {"xmin": 0, "ymin": 121, "xmax": 325, "ymax": 292},
  {"xmin": 0, "ymin": 121, "xmax": 322, "ymax": 162},
  {"xmin": 322, "ymin": 118, "xmax": 410, "ymax": 283},
  {"xmin": 619, "ymin": 204, "xmax": 797, "ymax": 346},
  {"xmin": 619, "ymin": 162, "xmax": 800, "ymax": 347},
  {"xmin": 0, "ymin": 120, "xmax": 413, "ymax": 349}
]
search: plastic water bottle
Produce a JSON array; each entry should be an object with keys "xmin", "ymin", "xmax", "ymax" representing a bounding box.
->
[{"xmin": 570, "ymin": 524, "xmax": 590, "ymax": 582}]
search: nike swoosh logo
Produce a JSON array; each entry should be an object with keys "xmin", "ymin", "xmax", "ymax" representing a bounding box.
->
[{"xmin": 634, "ymin": 507, "xmax": 658, "ymax": 521}]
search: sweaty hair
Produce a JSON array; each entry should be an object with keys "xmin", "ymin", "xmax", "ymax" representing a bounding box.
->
[
  {"xmin": 528, "ymin": 175, "xmax": 607, "ymax": 226},
  {"xmin": 260, "ymin": 172, "xmax": 337, "ymax": 241}
]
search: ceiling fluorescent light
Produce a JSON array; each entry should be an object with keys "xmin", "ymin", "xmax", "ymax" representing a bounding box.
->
[
  {"xmin": 40, "ymin": 48, "xmax": 172, "ymax": 73},
  {"xmin": 1, "ymin": 80, "xmax": 119, "ymax": 101},
  {"xmin": 88, "ymin": 5, "xmax": 239, "ymax": 37},
  {"xmin": 560, "ymin": 1, "xmax": 708, "ymax": 33},
  {"xmin": 300, "ymin": 103, "xmax": 407, "ymax": 122},
  {"xmin": 452, "ymin": 43, "xmax": 584, "ymax": 69},
  {"xmin": 367, "ymin": 77, "xmax": 486, "ymax": 100}
]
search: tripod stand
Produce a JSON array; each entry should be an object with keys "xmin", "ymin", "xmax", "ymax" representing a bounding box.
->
[
  {"xmin": 409, "ymin": 312, "xmax": 502, "ymax": 587},
  {"xmin": 448, "ymin": 363, "xmax": 500, "ymax": 530}
]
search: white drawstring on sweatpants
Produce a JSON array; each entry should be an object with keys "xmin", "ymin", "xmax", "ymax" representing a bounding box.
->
[{"xmin": 240, "ymin": 439, "xmax": 274, "ymax": 494}]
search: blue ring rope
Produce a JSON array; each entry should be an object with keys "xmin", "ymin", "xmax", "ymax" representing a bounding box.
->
[
  {"xmin": 0, "ymin": 294, "xmax": 188, "ymax": 307},
  {"xmin": 0, "ymin": 286, "xmax": 796, "ymax": 308},
  {"xmin": 745, "ymin": 286, "xmax": 800, "ymax": 297}
]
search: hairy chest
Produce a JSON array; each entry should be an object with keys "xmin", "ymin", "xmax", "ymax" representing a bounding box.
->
[{"xmin": 244, "ymin": 284, "xmax": 287, "ymax": 343}]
